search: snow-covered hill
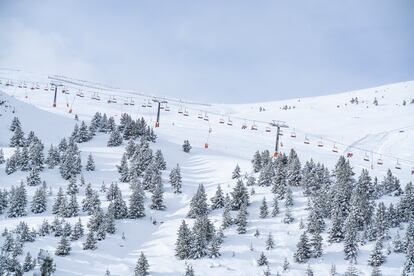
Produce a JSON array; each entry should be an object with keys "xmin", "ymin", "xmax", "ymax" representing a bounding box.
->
[{"xmin": 0, "ymin": 68, "xmax": 413, "ymax": 275}]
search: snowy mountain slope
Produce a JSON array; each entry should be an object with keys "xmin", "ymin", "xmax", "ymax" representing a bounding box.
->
[{"xmin": 0, "ymin": 69, "xmax": 413, "ymax": 275}]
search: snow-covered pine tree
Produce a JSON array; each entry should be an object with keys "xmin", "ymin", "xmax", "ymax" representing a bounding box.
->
[
  {"xmin": 169, "ymin": 164, "xmax": 183, "ymax": 193},
  {"xmin": 85, "ymin": 153, "xmax": 95, "ymax": 171},
  {"xmin": 182, "ymin": 140, "xmax": 192, "ymax": 153},
  {"xmin": 135, "ymin": 252, "xmax": 150, "ymax": 276},
  {"xmin": 258, "ymin": 163, "xmax": 273, "ymax": 187},
  {"xmin": 8, "ymin": 182, "xmax": 27, "ymax": 218},
  {"xmin": 107, "ymin": 128, "xmax": 123, "ymax": 147},
  {"xmin": 71, "ymin": 218, "xmax": 84, "ymax": 241},
  {"xmin": 153, "ymin": 149, "xmax": 167, "ymax": 170},
  {"xmin": 265, "ymin": 232, "xmax": 274, "ymax": 250},
  {"xmin": 208, "ymin": 234, "xmax": 221, "ymax": 258},
  {"xmin": 221, "ymin": 202, "xmax": 233, "ymax": 229},
  {"xmin": 9, "ymin": 124, "xmax": 25, "ymax": 147},
  {"xmin": 271, "ymin": 196, "xmax": 279, "ymax": 217},
  {"xmin": 184, "ymin": 263, "xmax": 195, "ymax": 276},
  {"xmin": 59, "ymin": 141, "xmax": 82, "ymax": 180},
  {"xmin": 351, "ymin": 169, "xmax": 374, "ymax": 230},
  {"xmin": 110, "ymin": 189, "xmax": 128, "ymax": 219},
  {"xmin": 10, "ymin": 116, "xmax": 21, "ymax": 131},
  {"xmin": 55, "ymin": 235, "xmax": 71, "ymax": 256},
  {"xmin": 392, "ymin": 231, "xmax": 403, "ymax": 253},
  {"xmin": 83, "ymin": 231, "xmax": 97, "ymax": 250},
  {"xmin": 31, "ymin": 186, "xmax": 47, "ymax": 213},
  {"xmin": 283, "ymin": 206, "xmax": 294, "ymax": 224},
  {"xmin": 259, "ymin": 197, "xmax": 269, "ymax": 218},
  {"xmin": 210, "ymin": 184, "xmax": 225, "ymax": 209},
  {"xmin": 82, "ymin": 184, "xmax": 101, "ymax": 215},
  {"xmin": 65, "ymin": 193, "xmax": 79, "ymax": 217},
  {"xmin": 286, "ymin": 149, "xmax": 301, "ymax": 187},
  {"xmin": 26, "ymin": 166, "xmax": 41, "ymax": 186},
  {"xmin": 175, "ymin": 220, "xmax": 192, "ymax": 260},
  {"xmin": 231, "ymin": 179, "xmax": 249, "ymax": 210},
  {"xmin": 150, "ymin": 180, "xmax": 166, "ymax": 210},
  {"xmin": 272, "ymin": 161, "xmax": 287, "ymax": 199},
  {"xmin": 22, "ymin": 251, "xmax": 35, "ymax": 272},
  {"xmin": 368, "ymin": 238, "xmax": 385, "ymax": 267},
  {"xmin": 129, "ymin": 183, "xmax": 145, "ymax": 218},
  {"xmin": 188, "ymin": 184, "xmax": 209, "ymax": 218},
  {"xmin": 343, "ymin": 211, "xmax": 359, "ymax": 261},
  {"xmin": 232, "ymin": 164, "xmax": 241, "ymax": 179},
  {"xmin": 294, "ymin": 231, "xmax": 311, "ymax": 263},
  {"xmin": 0, "ymin": 148, "xmax": 5, "ymax": 164},
  {"xmin": 257, "ymin": 251, "xmax": 268, "ymax": 266},
  {"xmin": 67, "ymin": 177, "xmax": 79, "ymax": 195},
  {"xmin": 236, "ymin": 203, "xmax": 248, "ymax": 234}
]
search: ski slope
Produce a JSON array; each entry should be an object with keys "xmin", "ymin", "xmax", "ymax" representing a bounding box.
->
[{"xmin": 0, "ymin": 68, "xmax": 413, "ymax": 275}]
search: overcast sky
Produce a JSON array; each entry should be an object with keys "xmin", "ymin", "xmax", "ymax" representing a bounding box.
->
[{"xmin": 0, "ymin": 0, "xmax": 413, "ymax": 103}]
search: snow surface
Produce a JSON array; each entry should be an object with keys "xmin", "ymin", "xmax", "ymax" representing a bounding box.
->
[{"xmin": 0, "ymin": 68, "xmax": 413, "ymax": 275}]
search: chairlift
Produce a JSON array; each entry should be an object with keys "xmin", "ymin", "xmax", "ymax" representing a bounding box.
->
[
  {"xmin": 18, "ymin": 83, "xmax": 22, "ymax": 88},
  {"xmin": 241, "ymin": 121, "xmax": 248, "ymax": 130},
  {"xmin": 146, "ymin": 100, "xmax": 152, "ymax": 108},
  {"xmin": 377, "ymin": 157, "xmax": 383, "ymax": 165},
  {"xmin": 219, "ymin": 117, "xmax": 225, "ymax": 124},
  {"xmin": 23, "ymin": 83, "xmax": 27, "ymax": 88},
  {"xmin": 363, "ymin": 153, "xmax": 370, "ymax": 162},
  {"xmin": 141, "ymin": 101, "xmax": 147, "ymax": 108},
  {"xmin": 129, "ymin": 98, "xmax": 135, "ymax": 106},
  {"xmin": 304, "ymin": 136, "xmax": 310, "ymax": 144},
  {"xmin": 251, "ymin": 122, "xmax": 258, "ymax": 131},
  {"xmin": 227, "ymin": 118, "xmax": 233, "ymax": 126},
  {"xmin": 165, "ymin": 104, "xmax": 170, "ymax": 111},
  {"xmin": 198, "ymin": 113, "xmax": 203, "ymax": 119},
  {"xmin": 332, "ymin": 144, "xmax": 338, "ymax": 153},
  {"xmin": 279, "ymin": 129, "xmax": 284, "ymax": 136},
  {"xmin": 290, "ymin": 130, "xmax": 297, "ymax": 138},
  {"xmin": 346, "ymin": 152, "xmax": 353, "ymax": 158},
  {"xmin": 123, "ymin": 98, "xmax": 129, "ymax": 106},
  {"xmin": 76, "ymin": 91, "xmax": 84, "ymax": 97},
  {"xmin": 317, "ymin": 140, "xmax": 324, "ymax": 147},
  {"xmin": 35, "ymin": 83, "xmax": 40, "ymax": 89},
  {"xmin": 183, "ymin": 109, "xmax": 189, "ymax": 116},
  {"xmin": 203, "ymin": 113, "xmax": 209, "ymax": 121},
  {"xmin": 108, "ymin": 96, "xmax": 117, "ymax": 104},
  {"xmin": 395, "ymin": 160, "xmax": 402, "ymax": 170},
  {"xmin": 31, "ymin": 84, "xmax": 35, "ymax": 90},
  {"xmin": 9, "ymin": 81, "xmax": 14, "ymax": 87},
  {"xmin": 411, "ymin": 167, "xmax": 414, "ymax": 175},
  {"xmin": 44, "ymin": 85, "xmax": 49, "ymax": 91},
  {"xmin": 265, "ymin": 127, "xmax": 271, "ymax": 133}
]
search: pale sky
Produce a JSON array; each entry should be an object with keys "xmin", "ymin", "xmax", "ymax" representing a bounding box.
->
[{"xmin": 0, "ymin": 0, "xmax": 413, "ymax": 103}]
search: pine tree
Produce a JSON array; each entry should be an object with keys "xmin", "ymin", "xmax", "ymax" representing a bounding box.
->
[
  {"xmin": 182, "ymin": 140, "xmax": 191, "ymax": 153},
  {"xmin": 8, "ymin": 183, "xmax": 27, "ymax": 217},
  {"xmin": 71, "ymin": 218, "xmax": 84, "ymax": 241},
  {"xmin": 251, "ymin": 151, "xmax": 262, "ymax": 173},
  {"xmin": 10, "ymin": 116, "xmax": 21, "ymax": 131},
  {"xmin": 286, "ymin": 149, "xmax": 302, "ymax": 187},
  {"xmin": 259, "ymin": 197, "xmax": 269, "ymax": 218},
  {"xmin": 105, "ymin": 208, "xmax": 116, "ymax": 234},
  {"xmin": 208, "ymin": 234, "xmax": 221, "ymax": 258},
  {"xmin": 111, "ymin": 189, "xmax": 128, "ymax": 219},
  {"xmin": 188, "ymin": 184, "xmax": 209, "ymax": 218},
  {"xmin": 184, "ymin": 263, "xmax": 195, "ymax": 276},
  {"xmin": 271, "ymin": 196, "xmax": 279, "ymax": 217},
  {"xmin": 232, "ymin": 164, "xmax": 241, "ymax": 179},
  {"xmin": 129, "ymin": 184, "xmax": 146, "ymax": 218},
  {"xmin": 236, "ymin": 203, "xmax": 248, "ymax": 234},
  {"xmin": 39, "ymin": 219, "xmax": 51, "ymax": 236},
  {"xmin": 231, "ymin": 179, "xmax": 249, "ymax": 210},
  {"xmin": 153, "ymin": 149, "xmax": 167, "ymax": 170},
  {"xmin": 26, "ymin": 166, "xmax": 41, "ymax": 186},
  {"xmin": 175, "ymin": 220, "xmax": 192, "ymax": 260},
  {"xmin": 150, "ymin": 181, "xmax": 166, "ymax": 210},
  {"xmin": 368, "ymin": 239, "xmax": 385, "ymax": 267},
  {"xmin": 284, "ymin": 185, "xmax": 293, "ymax": 207},
  {"xmin": 393, "ymin": 231, "xmax": 403, "ymax": 253},
  {"xmin": 118, "ymin": 153, "xmax": 130, "ymax": 182},
  {"xmin": 65, "ymin": 193, "xmax": 79, "ymax": 217},
  {"xmin": 39, "ymin": 253, "xmax": 56, "ymax": 276},
  {"xmin": 23, "ymin": 252, "xmax": 35, "ymax": 272},
  {"xmin": 257, "ymin": 252, "xmax": 268, "ymax": 266},
  {"xmin": 59, "ymin": 141, "xmax": 82, "ymax": 180},
  {"xmin": 310, "ymin": 231, "xmax": 323, "ymax": 258},
  {"xmin": 19, "ymin": 145, "xmax": 30, "ymax": 171},
  {"xmin": 344, "ymin": 211, "xmax": 359, "ymax": 261},
  {"xmin": 82, "ymin": 184, "xmax": 101, "ymax": 215},
  {"xmin": 78, "ymin": 121, "xmax": 90, "ymax": 143},
  {"xmin": 83, "ymin": 231, "xmax": 97, "ymax": 250},
  {"xmin": 169, "ymin": 164, "xmax": 183, "ymax": 193},
  {"xmin": 9, "ymin": 124, "xmax": 25, "ymax": 147},
  {"xmin": 258, "ymin": 163, "xmax": 274, "ymax": 187},
  {"xmin": 125, "ymin": 139, "xmax": 136, "ymax": 159},
  {"xmin": 265, "ymin": 232, "xmax": 275, "ymax": 250},
  {"xmin": 55, "ymin": 235, "xmax": 71, "ymax": 256},
  {"xmin": 31, "ymin": 186, "xmax": 47, "ymax": 213},
  {"xmin": 211, "ymin": 184, "xmax": 225, "ymax": 209},
  {"xmin": 107, "ymin": 128, "xmax": 123, "ymax": 147},
  {"xmin": 221, "ymin": 203, "xmax": 233, "ymax": 229},
  {"xmin": 5, "ymin": 153, "xmax": 18, "ymax": 174},
  {"xmin": 371, "ymin": 266, "xmax": 382, "ymax": 276},
  {"xmin": 0, "ymin": 148, "xmax": 5, "ymax": 164},
  {"xmin": 294, "ymin": 231, "xmax": 311, "ymax": 263},
  {"xmin": 86, "ymin": 153, "xmax": 95, "ymax": 171},
  {"xmin": 67, "ymin": 177, "xmax": 79, "ymax": 195},
  {"xmin": 135, "ymin": 252, "xmax": 150, "ymax": 276},
  {"xmin": 283, "ymin": 206, "xmax": 294, "ymax": 224}
]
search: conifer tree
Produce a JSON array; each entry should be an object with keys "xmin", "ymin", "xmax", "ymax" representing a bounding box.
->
[
  {"xmin": 393, "ymin": 231, "xmax": 403, "ymax": 253},
  {"xmin": 188, "ymin": 184, "xmax": 209, "ymax": 218},
  {"xmin": 107, "ymin": 128, "xmax": 123, "ymax": 147},
  {"xmin": 83, "ymin": 231, "xmax": 97, "ymax": 250},
  {"xmin": 23, "ymin": 252, "xmax": 35, "ymax": 272},
  {"xmin": 221, "ymin": 203, "xmax": 233, "ymax": 229},
  {"xmin": 271, "ymin": 196, "xmax": 279, "ymax": 217},
  {"xmin": 211, "ymin": 184, "xmax": 225, "ymax": 209},
  {"xmin": 368, "ymin": 239, "xmax": 385, "ymax": 267},
  {"xmin": 118, "ymin": 153, "xmax": 130, "ymax": 182},
  {"xmin": 9, "ymin": 124, "xmax": 25, "ymax": 147},
  {"xmin": 31, "ymin": 186, "xmax": 47, "ymax": 213},
  {"xmin": 0, "ymin": 148, "xmax": 5, "ymax": 164},
  {"xmin": 251, "ymin": 151, "xmax": 262, "ymax": 173},
  {"xmin": 286, "ymin": 149, "xmax": 302, "ymax": 187},
  {"xmin": 236, "ymin": 203, "xmax": 248, "ymax": 234},
  {"xmin": 182, "ymin": 140, "xmax": 191, "ymax": 153},
  {"xmin": 294, "ymin": 231, "xmax": 311, "ymax": 263},
  {"xmin": 169, "ymin": 164, "xmax": 183, "ymax": 193},
  {"xmin": 310, "ymin": 230, "xmax": 323, "ymax": 258},
  {"xmin": 259, "ymin": 197, "xmax": 269, "ymax": 218},
  {"xmin": 110, "ymin": 189, "xmax": 128, "ymax": 219},
  {"xmin": 150, "ymin": 181, "xmax": 165, "ymax": 210},
  {"xmin": 5, "ymin": 153, "xmax": 18, "ymax": 174},
  {"xmin": 153, "ymin": 150, "xmax": 167, "ymax": 170},
  {"xmin": 231, "ymin": 179, "xmax": 249, "ymax": 210},
  {"xmin": 344, "ymin": 211, "xmax": 359, "ymax": 261},
  {"xmin": 257, "ymin": 252, "xmax": 268, "ymax": 266},
  {"xmin": 184, "ymin": 263, "xmax": 195, "ymax": 276},
  {"xmin": 175, "ymin": 220, "xmax": 192, "ymax": 260},
  {"xmin": 55, "ymin": 235, "xmax": 71, "ymax": 256},
  {"xmin": 283, "ymin": 206, "xmax": 294, "ymax": 224},
  {"xmin": 135, "ymin": 252, "xmax": 150, "ymax": 276},
  {"xmin": 265, "ymin": 232, "xmax": 274, "ymax": 250},
  {"xmin": 208, "ymin": 234, "xmax": 221, "ymax": 258},
  {"xmin": 8, "ymin": 183, "xmax": 27, "ymax": 218},
  {"xmin": 232, "ymin": 164, "xmax": 241, "ymax": 179},
  {"xmin": 129, "ymin": 184, "xmax": 146, "ymax": 218},
  {"xmin": 85, "ymin": 153, "xmax": 95, "ymax": 171},
  {"xmin": 71, "ymin": 218, "xmax": 84, "ymax": 241},
  {"xmin": 10, "ymin": 116, "xmax": 21, "ymax": 131}
]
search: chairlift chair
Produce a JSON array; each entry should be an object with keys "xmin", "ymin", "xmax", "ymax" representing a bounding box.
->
[
  {"xmin": 265, "ymin": 127, "xmax": 271, "ymax": 133},
  {"xmin": 363, "ymin": 154, "xmax": 370, "ymax": 162},
  {"xmin": 76, "ymin": 91, "xmax": 84, "ymax": 97},
  {"xmin": 183, "ymin": 109, "xmax": 189, "ymax": 116},
  {"xmin": 23, "ymin": 83, "xmax": 27, "ymax": 88},
  {"xmin": 35, "ymin": 83, "xmax": 40, "ymax": 89},
  {"xmin": 165, "ymin": 104, "xmax": 170, "ymax": 111},
  {"xmin": 44, "ymin": 85, "xmax": 49, "ymax": 91},
  {"xmin": 227, "ymin": 118, "xmax": 233, "ymax": 126},
  {"xmin": 304, "ymin": 136, "xmax": 310, "ymax": 144},
  {"xmin": 95, "ymin": 93, "xmax": 101, "ymax": 101},
  {"xmin": 18, "ymin": 83, "xmax": 22, "ymax": 88},
  {"xmin": 141, "ymin": 102, "xmax": 147, "ymax": 108},
  {"xmin": 123, "ymin": 98, "xmax": 129, "ymax": 106},
  {"xmin": 377, "ymin": 158, "xmax": 383, "ymax": 165},
  {"xmin": 395, "ymin": 160, "xmax": 402, "ymax": 170},
  {"xmin": 251, "ymin": 122, "xmax": 258, "ymax": 131},
  {"xmin": 198, "ymin": 113, "xmax": 203, "ymax": 119},
  {"xmin": 241, "ymin": 121, "xmax": 248, "ymax": 129},
  {"xmin": 317, "ymin": 140, "xmax": 324, "ymax": 147},
  {"xmin": 129, "ymin": 98, "xmax": 135, "ymax": 106},
  {"xmin": 219, "ymin": 118, "xmax": 225, "ymax": 124},
  {"xmin": 9, "ymin": 81, "xmax": 14, "ymax": 87},
  {"xmin": 290, "ymin": 130, "xmax": 297, "ymax": 138},
  {"xmin": 203, "ymin": 114, "xmax": 209, "ymax": 121},
  {"xmin": 332, "ymin": 145, "xmax": 338, "ymax": 153},
  {"xmin": 178, "ymin": 106, "xmax": 183, "ymax": 114}
]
